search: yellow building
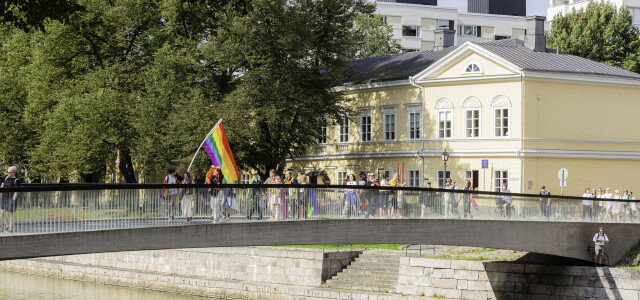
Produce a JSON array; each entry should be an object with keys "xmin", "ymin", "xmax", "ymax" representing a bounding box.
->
[{"xmin": 287, "ymin": 16, "xmax": 640, "ymax": 196}]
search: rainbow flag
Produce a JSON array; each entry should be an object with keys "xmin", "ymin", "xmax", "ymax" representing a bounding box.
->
[{"xmin": 202, "ymin": 120, "xmax": 240, "ymax": 184}]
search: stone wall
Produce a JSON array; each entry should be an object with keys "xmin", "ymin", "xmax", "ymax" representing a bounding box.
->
[{"xmin": 396, "ymin": 257, "xmax": 640, "ymax": 300}]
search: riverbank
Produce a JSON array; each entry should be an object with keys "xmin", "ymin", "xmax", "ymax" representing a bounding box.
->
[{"xmin": 1, "ymin": 247, "xmax": 639, "ymax": 299}]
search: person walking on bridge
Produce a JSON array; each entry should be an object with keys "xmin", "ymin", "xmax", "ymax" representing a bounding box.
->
[
  {"xmin": 501, "ymin": 184, "xmax": 512, "ymax": 219},
  {"xmin": 539, "ymin": 186, "xmax": 551, "ymax": 219},
  {"xmin": 248, "ymin": 170, "xmax": 264, "ymax": 220},
  {"xmin": 163, "ymin": 167, "xmax": 179, "ymax": 223},
  {"xmin": 582, "ymin": 188, "xmax": 594, "ymax": 221},
  {"xmin": 1, "ymin": 166, "xmax": 21, "ymax": 233},
  {"xmin": 180, "ymin": 172, "xmax": 196, "ymax": 223},
  {"xmin": 593, "ymin": 227, "xmax": 609, "ymax": 265}
]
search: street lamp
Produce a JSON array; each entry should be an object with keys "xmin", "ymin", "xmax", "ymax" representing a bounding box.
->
[{"xmin": 441, "ymin": 149, "xmax": 449, "ymax": 186}]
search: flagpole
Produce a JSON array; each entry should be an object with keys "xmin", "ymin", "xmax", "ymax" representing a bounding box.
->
[{"xmin": 187, "ymin": 118, "xmax": 223, "ymax": 173}]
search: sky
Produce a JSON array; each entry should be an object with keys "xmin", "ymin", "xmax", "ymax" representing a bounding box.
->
[{"xmin": 439, "ymin": 0, "xmax": 549, "ymax": 16}]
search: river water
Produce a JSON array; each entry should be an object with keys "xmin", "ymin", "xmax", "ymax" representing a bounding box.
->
[{"xmin": 0, "ymin": 270, "xmax": 211, "ymax": 299}]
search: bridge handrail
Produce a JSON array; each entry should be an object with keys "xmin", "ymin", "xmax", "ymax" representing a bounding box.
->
[{"xmin": 2, "ymin": 183, "xmax": 638, "ymax": 203}]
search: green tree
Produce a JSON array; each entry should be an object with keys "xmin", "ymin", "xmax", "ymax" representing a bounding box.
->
[
  {"xmin": 209, "ymin": 0, "xmax": 376, "ymax": 175},
  {"xmin": 353, "ymin": 12, "xmax": 401, "ymax": 58},
  {"xmin": 547, "ymin": 2, "xmax": 640, "ymax": 73}
]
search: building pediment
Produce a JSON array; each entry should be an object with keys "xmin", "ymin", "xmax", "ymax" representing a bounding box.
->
[{"xmin": 412, "ymin": 42, "xmax": 521, "ymax": 83}]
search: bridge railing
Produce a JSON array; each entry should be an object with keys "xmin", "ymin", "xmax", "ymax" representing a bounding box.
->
[{"xmin": 0, "ymin": 184, "xmax": 637, "ymax": 235}]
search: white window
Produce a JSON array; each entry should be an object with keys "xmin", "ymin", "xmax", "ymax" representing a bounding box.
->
[
  {"xmin": 241, "ymin": 173, "xmax": 251, "ymax": 184},
  {"xmin": 459, "ymin": 25, "xmax": 478, "ymax": 37},
  {"xmin": 406, "ymin": 104, "xmax": 422, "ymax": 140},
  {"xmin": 382, "ymin": 106, "xmax": 396, "ymax": 141},
  {"xmin": 408, "ymin": 170, "xmax": 420, "ymax": 187},
  {"xmin": 436, "ymin": 99, "xmax": 453, "ymax": 139},
  {"xmin": 494, "ymin": 170, "xmax": 508, "ymax": 192},
  {"xmin": 337, "ymin": 171, "xmax": 347, "ymax": 185},
  {"xmin": 338, "ymin": 116, "xmax": 349, "ymax": 143},
  {"xmin": 492, "ymin": 96, "xmax": 511, "ymax": 138},
  {"xmin": 318, "ymin": 116, "xmax": 328, "ymax": 144},
  {"xmin": 360, "ymin": 110, "xmax": 372, "ymax": 142},
  {"xmin": 463, "ymin": 62, "xmax": 482, "ymax": 74},
  {"xmin": 402, "ymin": 26, "xmax": 420, "ymax": 37},
  {"xmin": 437, "ymin": 170, "xmax": 451, "ymax": 188},
  {"xmin": 463, "ymin": 97, "xmax": 481, "ymax": 138},
  {"xmin": 437, "ymin": 19, "xmax": 452, "ymax": 30}
]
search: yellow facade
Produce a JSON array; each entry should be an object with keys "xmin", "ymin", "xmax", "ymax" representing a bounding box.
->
[{"xmin": 287, "ymin": 42, "xmax": 640, "ymax": 196}]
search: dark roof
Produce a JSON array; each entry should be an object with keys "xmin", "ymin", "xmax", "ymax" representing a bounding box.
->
[
  {"xmin": 347, "ymin": 39, "xmax": 640, "ymax": 84},
  {"xmin": 347, "ymin": 46, "xmax": 458, "ymax": 84}
]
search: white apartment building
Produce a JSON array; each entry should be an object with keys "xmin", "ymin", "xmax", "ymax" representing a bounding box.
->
[
  {"xmin": 377, "ymin": 1, "xmax": 529, "ymax": 51},
  {"xmin": 548, "ymin": 0, "xmax": 640, "ymax": 25}
]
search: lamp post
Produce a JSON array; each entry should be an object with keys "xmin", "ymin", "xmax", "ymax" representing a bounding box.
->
[{"xmin": 441, "ymin": 149, "xmax": 449, "ymax": 186}]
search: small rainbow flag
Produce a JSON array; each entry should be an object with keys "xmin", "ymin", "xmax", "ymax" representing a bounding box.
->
[{"xmin": 201, "ymin": 120, "xmax": 240, "ymax": 184}]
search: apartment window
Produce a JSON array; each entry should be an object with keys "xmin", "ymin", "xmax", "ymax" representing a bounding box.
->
[
  {"xmin": 465, "ymin": 110, "xmax": 480, "ymax": 138},
  {"xmin": 459, "ymin": 25, "xmax": 480, "ymax": 37},
  {"xmin": 241, "ymin": 173, "xmax": 251, "ymax": 184},
  {"xmin": 493, "ymin": 170, "xmax": 508, "ymax": 192},
  {"xmin": 492, "ymin": 96, "xmax": 510, "ymax": 138},
  {"xmin": 494, "ymin": 108, "xmax": 509, "ymax": 137},
  {"xmin": 463, "ymin": 97, "xmax": 481, "ymax": 138},
  {"xmin": 406, "ymin": 104, "xmax": 422, "ymax": 140},
  {"xmin": 437, "ymin": 110, "xmax": 452, "ymax": 139},
  {"xmin": 408, "ymin": 170, "xmax": 420, "ymax": 187},
  {"xmin": 318, "ymin": 116, "xmax": 328, "ymax": 144},
  {"xmin": 338, "ymin": 116, "xmax": 349, "ymax": 143},
  {"xmin": 360, "ymin": 110, "xmax": 372, "ymax": 142},
  {"xmin": 436, "ymin": 99, "xmax": 453, "ymax": 139},
  {"xmin": 337, "ymin": 171, "xmax": 347, "ymax": 185},
  {"xmin": 437, "ymin": 19, "xmax": 454, "ymax": 30},
  {"xmin": 402, "ymin": 26, "xmax": 420, "ymax": 37},
  {"xmin": 437, "ymin": 170, "xmax": 451, "ymax": 188},
  {"xmin": 382, "ymin": 106, "xmax": 396, "ymax": 141},
  {"xmin": 495, "ymin": 35, "xmax": 510, "ymax": 40}
]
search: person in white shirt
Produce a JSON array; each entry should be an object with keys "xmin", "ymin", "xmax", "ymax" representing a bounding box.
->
[
  {"xmin": 593, "ymin": 227, "xmax": 609, "ymax": 265},
  {"xmin": 611, "ymin": 190, "xmax": 623, "ymax": 222},
  {"xmin": 603, "ymin": 188, "xmax": 613, "ymax": 221},
  {"xmin": 341, "ymin": 174, "xmax": 359, "ymax": 218},
  {"xmin": 582, "ymin": 188, "xmax": 593, "ymax": 220}
]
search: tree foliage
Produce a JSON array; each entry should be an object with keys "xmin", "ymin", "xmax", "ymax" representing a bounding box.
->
[
  {"xmin": 547, "ymin": 2, "xmax": 640, "ymax": 73},
  {"xmin": 0, "ymin": 0, "xmax": 399, "ymax": 181}
]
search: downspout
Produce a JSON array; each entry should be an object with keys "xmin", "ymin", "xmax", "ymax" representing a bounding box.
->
[
  {"xmin": 519, "ymin": 70, "xmax": 524, "ymax": 193},
  {"xmin": 410, "ymin": 76, "xmax": 426, "ymax": 185}
]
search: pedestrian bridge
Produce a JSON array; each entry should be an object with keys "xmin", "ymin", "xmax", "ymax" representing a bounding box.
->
[{"xmin": 0, "ymin": 184, "xmax": 638, "ymax": 264}]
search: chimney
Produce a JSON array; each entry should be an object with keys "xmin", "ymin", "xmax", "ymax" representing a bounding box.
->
[
  {"xmin": 433, "ymin": 29, "xmax": 456, "ymax": 51},
  {"xmin": 524, "ymin": 16, "xmax": 546, "ymax": 52}
]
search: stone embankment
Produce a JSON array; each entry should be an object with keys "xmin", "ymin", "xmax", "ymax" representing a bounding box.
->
[{"xmin": 1, "ymin": 247, "xmax": 640, "ymax": 299}]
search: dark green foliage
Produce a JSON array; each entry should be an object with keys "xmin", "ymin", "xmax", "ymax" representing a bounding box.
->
[
  {"xmin": 547, "ymin": 2, "xmax": 640, "ymax": 73},
  {"xmin": 0, "ymin": 0, "xmax": 399, "ymax": 181}
]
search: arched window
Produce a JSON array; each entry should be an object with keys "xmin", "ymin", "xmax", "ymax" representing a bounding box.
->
[
  {"xmin": 463, "ymin": 97, "xmax": 481, "ymax": 138},
  {"xmin": 462, "ymin": 61, "xmax": 482, "ymax": 74},
  {"xmin": 435, "ymin": 98, "xmax": 453, "ymax": 139},
  {"xmin": 492, "ymin": 96, "xmax": 511, "ymax": 138}
]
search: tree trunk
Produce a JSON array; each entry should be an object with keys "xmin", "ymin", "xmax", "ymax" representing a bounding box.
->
[{"xmin": 118, "ymin": 148, "xmax": 138, "ymax": 183}]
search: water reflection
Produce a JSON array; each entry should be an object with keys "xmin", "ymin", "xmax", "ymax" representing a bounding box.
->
[{"xmin": 0, "ymin": 271, "xmax": 210, "ymax": 300}]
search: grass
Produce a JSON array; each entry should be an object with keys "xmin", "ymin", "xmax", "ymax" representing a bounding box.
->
[{"xmin": 276, "ymin": 244, "xmax": 405, "ymax": 250}]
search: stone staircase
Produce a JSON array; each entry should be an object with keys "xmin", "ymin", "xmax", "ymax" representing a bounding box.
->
[{"xmin": 323, "ymin": 253, "xmax": 400, "ymax": 292}]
